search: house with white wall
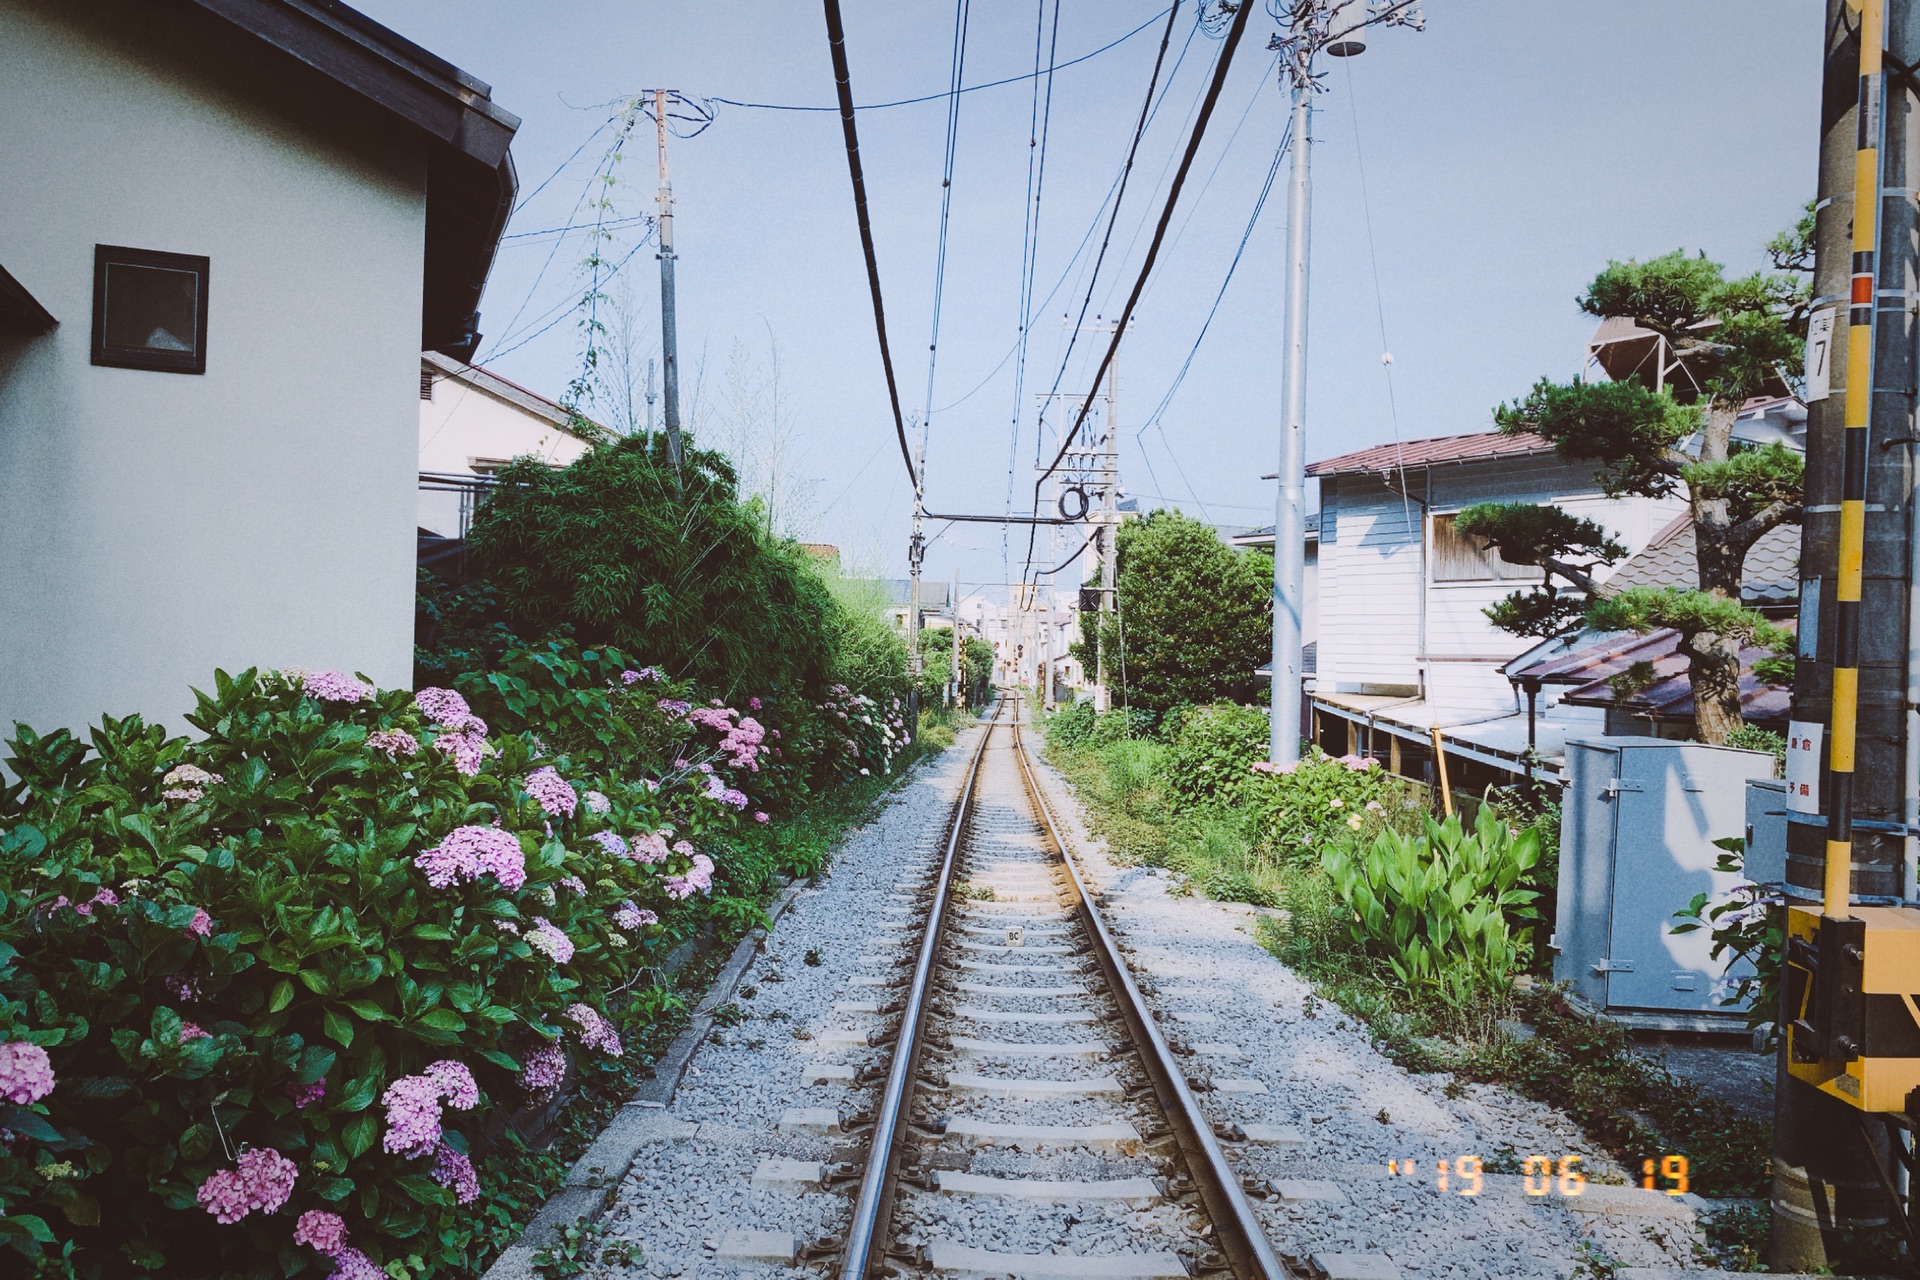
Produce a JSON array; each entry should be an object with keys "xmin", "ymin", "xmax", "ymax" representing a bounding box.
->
[
  {"xmin": 418, "ymin": 354, "xmax": 603, "ymax": 540},
  {"xmin": 0, "ymin": 0, "xmax": 517, "ymax": 738},
  {"xmin": 1306, "ymin": 430, "xmax": 1686, "ymax": 787}
]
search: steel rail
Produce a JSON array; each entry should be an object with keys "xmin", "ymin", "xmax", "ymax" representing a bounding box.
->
[
  {"xmin": 1009, "ymin": 709, "xmax": 1294, "ymax": 1280},
  {"xmin": 837, "ymin": 699, "xmax": 1003, "ymax": 1280}
]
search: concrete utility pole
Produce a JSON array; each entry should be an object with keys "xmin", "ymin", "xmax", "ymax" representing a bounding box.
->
[
  {"xmin": 906, "ymin": 422, "xmax": 929, "ymax": 736},
  {"xmin": 653, "ymin": 89, "xmax": 686, "ymax": 487},
  {"xmin": 1100, "ymin": 327, "xmax": 1120, "ymax": 713},
  {"xmin": 951, "ymin": 573, "xmax": 961, "ymax": 707},
  {"xmin": 1772, "ymin": 0, "xmax": 1917, "ymax": 1264},
  {"xmin": 645, "ymin": 356, "xmax": 657, "ymax": 436},
  {"xmin": 1267, "ymin": 0, "xmax": 1416, "ymax": 763},
  {"xmin": 1268, "ymin": 64, "xmax": 1311, "ymax": 765}
]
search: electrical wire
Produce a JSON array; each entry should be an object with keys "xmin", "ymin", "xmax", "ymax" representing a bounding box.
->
[
  {"xmin": 1004, "ymin": 0, "xmax": 1061, "ymax": 589},
  {"xmin": 921, "ymin": 0, "xmax": 973, "ymax": 449},
  {"xmin": 713, "ymin": 9, "xmax": 1171, "ymax": 112},
  {"xmin": 1342, "ymin": 56, "xmax": 1415, "ymax": 535},
  {"xmin": 822, "ymin": 0, "xmax": 917, "ymax": 490},
  {"xmin": 1023, "ymin": 0, "xmax": 1254, "ymax": 583}
]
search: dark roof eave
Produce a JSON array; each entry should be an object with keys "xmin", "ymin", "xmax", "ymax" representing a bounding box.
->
[{"xmin": 182, "ymin": 0, "xmax": 519, "ymax": 358}]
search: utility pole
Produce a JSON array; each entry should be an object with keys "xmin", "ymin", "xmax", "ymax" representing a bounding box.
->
[
  {"xmin": 1100, "ymin": 325, "xmax": 1120, "ymax": 713},
  {"xmin": 645, "ymin": 357, "xmax": 657, "ymax": 436},
  {"xmin": 1772, "ymin": 0, "xmax": 1916, "ymax": 1264},
  {"xmin": 951, "ymin": 572, "xmax": 961, "ymax": 707},
  {"xmin": 1267, "ymin": 0, "xmax": 1418, "ymax": 763},
  {"xmin": 906, "ymin": 421, "xmax": 929, "ymax": 737},
  {"xmin": 653, "ymin": 89, "xmax": 686, "ymax": 488}
]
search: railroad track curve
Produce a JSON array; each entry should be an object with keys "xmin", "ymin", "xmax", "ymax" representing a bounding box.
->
[{"xmin": 835, "ymin": 694, "xmax": 1293, "ymax": 1280}]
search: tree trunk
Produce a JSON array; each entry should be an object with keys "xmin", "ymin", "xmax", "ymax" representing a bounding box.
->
[
  {"xmin": 1680, "ymin": 627, "xmax": 1746, "ymax": 744},
  {"xmin": 1689, "ymin": 397, "xmax": 1744, "ymax": 598}
]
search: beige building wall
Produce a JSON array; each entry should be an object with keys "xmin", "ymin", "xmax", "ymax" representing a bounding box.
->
[
  {"xmin": 0, "ymin": 0, "xmax": 427, "ymax": 739},
  {"xmin": 417, "ymin": 358, "xmax": 594, "ymax": 538}
]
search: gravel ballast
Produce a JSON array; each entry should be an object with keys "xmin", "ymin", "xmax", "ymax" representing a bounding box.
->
[{"xmin": 583, "ymin": 713, "xmax": 1722, "ymax": 1280}]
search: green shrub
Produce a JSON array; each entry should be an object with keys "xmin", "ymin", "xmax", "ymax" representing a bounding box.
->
[
  {"xmin": 1101, "ymin": 740, "xmax": 1168, "ymax": 813},
  {"xmin": 1165, "ymin": 702, "xmax": 1270, "ymax": 806},
  {"xmin": 1245, "ymin": 748, "xmax": 1412, "ymax": 862},
  {"xmin": 1045, "ymin": 701, "xmax": 1097, "ymax": 749},
  {"xmin": 1088, "ymin": 708, "xmax": 1156, "ymax": 746},
  {"xmin": 0, "ymin": 651, "xmax": 906, "ymax": 1280},
  {"xmin": 1320, "ymin": 806, "xmax": 1542, "ymax": 1009}
]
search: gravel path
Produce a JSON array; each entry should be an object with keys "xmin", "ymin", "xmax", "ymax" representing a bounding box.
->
[{"xmin": 599, "ymin": 712, "xmax": 1718, "ymax": 1280}]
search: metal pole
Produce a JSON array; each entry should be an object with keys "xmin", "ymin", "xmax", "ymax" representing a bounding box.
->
[
  {"xmin": 654, "ymin": 89, "xmax": 686, "ymax": 488},
  {"xmin": 1270, "ymin": 77, "xmax": 1312, "ymax": 765},
  {"xmin": 951, "ymin": 572, "xmax": 961, "ymax": 707},
  {"xmin": 1102, "ymin": 324, "xmax": 1120, "ymax": 716},
  {"xmin": 1772, "ymin": 0, "xmax": 1910, "ymax": 1265}
]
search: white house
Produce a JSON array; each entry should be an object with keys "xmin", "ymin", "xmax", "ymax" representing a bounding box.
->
[
  {"xmin": 418, "ymin": 353, "xmax": 601, "ymax": 540},
  {"xmin": 0, "ymin": 0, "xmax": 517, "ymax": 738},
  {"xmin": 1306, "ymin": 429, "xmax": 1687, "ymax": 784}
]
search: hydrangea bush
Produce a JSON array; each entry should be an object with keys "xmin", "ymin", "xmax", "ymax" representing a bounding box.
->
[
  {"xmin": 0, "ymin": 648, "xmax": 907, "ymax": 1279},
  {"xmin": 1245, "ymin": 747, "xmax": 1414, "ymax": 862}
]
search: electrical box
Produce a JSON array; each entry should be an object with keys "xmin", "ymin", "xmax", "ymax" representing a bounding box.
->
[
  {"xmin": 1745, "ymin": 777, "xmax": 1787, "ymax": 887},
  {"xmin": 1554, "ymin": 737, "xmax": 1774, "ymax": 1022}
]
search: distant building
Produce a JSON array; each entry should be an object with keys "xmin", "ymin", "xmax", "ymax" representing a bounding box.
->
[
  {"xmin": 1, "ymin": 0, "xmax": 516, "ymax": 736},
  {"xmin": 418, "ymin": 354, "xmax": 601, "ymax": 540}
]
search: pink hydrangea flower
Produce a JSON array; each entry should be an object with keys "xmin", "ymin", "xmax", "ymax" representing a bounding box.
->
[
  {"xmin": 196, "ymin": 1147, "xmax": 297, "ymax": 1223},
  {"xmin": 583, "ymin": 790, "xmax": 612, "ymax": 815},
  {"xmin": 431, "ymin": 1142, "xmax": 479, "ymax": 1203},
  {"xmin": 295, "ymin": 1209, "xmax": 349, "ymax": 1256},
  {"xmin": 179, "ymin": 1022, "xmax": 211, "ymax": 1042},
  {"xmin": 525, "ymin": 919, "xmax": 575, "ymax": 964},
  {"xmin": 90, "ymin": 887, "xmax": 120, "ymax": 910},
  {"xmin": 414, "ymin": 826, "xmax": 526, "ymax": 891},
  {"xmin": 366, "ymin": 728, "xmax": 420, "ymax": 757},
  {"xmin": 413, "ymin": 687, "xmax": 471, "ymax": 726},
  {"xmin": 522, "ymin": 767, "xmax": 578, "ymax": 818},
  {"xmin": 748, "ymin": 696, "xmax": 763, "ymax": 710},
  {"xmin": 186, "ymin": 908, "xmax": 214, "ymax": 938},
  {"xmin": 613, "ymin": 902, "xmax": 657, "ymax": 931},
  {"xmin": 753, "ymin": 811, "xmax": 770, "ymax": 824},
  {"xmin": 304, "ymin": 671, "xmax": 373, "ymax": 703},
  {"xmin": 162, "ymin": 763, "xmax": 223, "ymax": 803},
  {"xmin": 521, "ymin": 1043, "xmax": 566, "ymax": 1097},
  {"xmin": 565, "ymin": 1003, "xmax": 622, "ymax": 1057},
  {"xmin": 0, "ymin": 1042, "xmax": 55, "ymax": 1104},
  {"xmin": 380, "ymin": 1060, "xmax": 477, "ymax": 1158},
  {"xmin": 630, "ymin": 832, "xmax": 672, "ymax": 864}
]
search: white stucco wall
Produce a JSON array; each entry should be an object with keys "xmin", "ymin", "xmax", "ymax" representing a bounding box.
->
[{"xmin": 0, "ymin": 1, "xmax": 426, "ymax": 739}]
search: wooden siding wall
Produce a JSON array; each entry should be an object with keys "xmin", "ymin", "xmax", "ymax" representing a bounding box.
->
[{"xmin": 1318, "ymin": 456, "xmax": 1687, "ymax": 705}]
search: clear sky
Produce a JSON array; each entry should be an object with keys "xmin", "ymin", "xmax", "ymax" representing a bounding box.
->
[{"xmin": 354, "ymin": 0, "xmax": 1821, "ymax": 595}]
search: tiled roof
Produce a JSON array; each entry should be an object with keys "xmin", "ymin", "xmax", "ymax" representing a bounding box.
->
[
  {"xmin": 1229, "ymin": 513, "xmax": 1320, "ymax": 545},
  {"xmin": 1508, "ymin": 626, "xmax": 1793, "ymax": 728},
  {"xmin": 1602, "ymin": 515, "xmax": 1800, "ymax": 603},
  {"xmin": 1306, "ymin": 430, "xmax": 1552, "ymax": 477}
]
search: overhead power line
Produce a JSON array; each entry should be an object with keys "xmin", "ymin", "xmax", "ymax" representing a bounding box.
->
[
  {"xmin": 715, "ymin": 8, "xmax": 1172, "ymax": 113},
  {"xmin": 821, "ymin": 0, "xmax": 917, "ymax": 491},
  {"xmin": 1034, "ymin": 0, "xmax": 1253, "ymax": 498}
]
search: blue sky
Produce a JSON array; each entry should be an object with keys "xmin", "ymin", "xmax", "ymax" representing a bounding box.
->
[{"xmin": 355, "ymin": 0, "xmax": 1821, "ymax": 593}]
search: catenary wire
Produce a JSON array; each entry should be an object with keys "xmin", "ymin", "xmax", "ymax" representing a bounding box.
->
[
  {"xmin": 822, "ymin": 0, "xmax": 918, "ymax": 490},
  {"xmin": 921, "ymin": 0, "xmax": 973, "ymax": 450},
  {"xmin": 1024, "ymin": 0, "xmax": 1253, "ymax": 582},
  {"xmin": 713, "ymin": 8, "xmax": 1171, "ymax": 112}
]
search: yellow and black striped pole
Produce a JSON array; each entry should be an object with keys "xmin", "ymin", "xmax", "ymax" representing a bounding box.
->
[{"xmin": 1826, "ymin": 0, "xmax": 1884, "ymax": 918}]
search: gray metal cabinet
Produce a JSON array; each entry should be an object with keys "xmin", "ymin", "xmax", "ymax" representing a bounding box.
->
[{"xmin": 1554, "ymin": 737, "xmax": 1773, "ymax": 1020}]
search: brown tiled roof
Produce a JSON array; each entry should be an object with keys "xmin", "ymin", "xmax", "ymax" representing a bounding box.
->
[
  {"xmin": 1602, "ymin": 515, "xmax": 1800, "ymax": 604},
  {"xmin": 1509, "ymin": 626, "xmax": 1793, "ymax": 729},
  {"xmin": 1306, "ymin": 430, "xmax": 1553, "ymax": 477}
]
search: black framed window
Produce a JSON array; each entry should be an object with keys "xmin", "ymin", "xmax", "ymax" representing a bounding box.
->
[{"xmin": 91, "ymin": 245, "xmax": 209, "ymax": 374}]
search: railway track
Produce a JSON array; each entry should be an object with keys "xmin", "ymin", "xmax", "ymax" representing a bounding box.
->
[{"xmin": 835, "ymin": 696, "xmax": 1292, "ymax": 1280}]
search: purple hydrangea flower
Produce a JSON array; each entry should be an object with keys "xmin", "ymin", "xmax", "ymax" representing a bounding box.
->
[
  {"xmin": 522, "ymin": 767, "xmax": 578, "ymax": 818},
  {"xmin": 0, "ymin": 1042, "xmax": 55, "ymax": 1104},
  {"xmin": 522, "ymin": 1043, "xmax": 566, "ymax": 1097},
  {"xmin": 431, "ymin": 1142, "xmax": 480, "ymax": 1204},
  {"xmin": 583, "ymin": 790, "xmax": 612, "ymax": 815},
  {"xmin": 329, "ymin": 1248, "xmax": 386, "ymax": 1280},
  {"xmin": 525, "ymin": 918, "xmax": 575, "ymax": 964},
  {"xmin": 565, "ymin": 1003, "xmax": 622, "ymax": 1057},
  {"xmin": 380, "ymin": 1060, "xmax": 477, "ymax": 1158},
  {"xmin": 414, "ymin": 826, "xmax": 526, "ymax": 891},
  {"xmin": 366, "ymin": 729, "xmax": 420, "ymax": 757},
  {"xmin": 590, "ymin": 830, "xmax": 629, "ymax": 859},
  {"xmin": 303, "ymin": 671, "xmax": 373, "ymax": 703},
  {"xmin": 295, "ymin": 1209, "xmax": 349, "ymax": 1256},
  {"xmin": 195, "ymin": 1147, "xmax": 297, "ymax": 1223}
]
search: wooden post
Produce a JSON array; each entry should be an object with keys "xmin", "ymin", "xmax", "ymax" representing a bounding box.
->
[{"xmin": 1430, "ymin": 725, "xmax": 1453, "ymax": 817}]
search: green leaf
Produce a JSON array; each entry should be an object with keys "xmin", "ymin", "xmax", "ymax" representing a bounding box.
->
[
  {"xmin": 344, "ymin": 999, "xmax": 394, "ymax": 1023},
  {"xmin": 323, "ymin": 1008, "xmax": 355, "ymax": 1048},
  {"xmin": 342, "ymin": 1111, "xmax": 378, "ymax": 1158},
  {"xmin": 417, "ymin": 1009, "xmax": 467, "ymax": 1032},
  {"xmin": 268, "ymin": 979, "xmax": 296, "ymax": 1013}
]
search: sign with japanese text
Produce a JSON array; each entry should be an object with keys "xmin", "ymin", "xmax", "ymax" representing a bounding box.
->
[{"xmin": 1785, "ymin": 720, "xmax": 1823, "ymax": 813}]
